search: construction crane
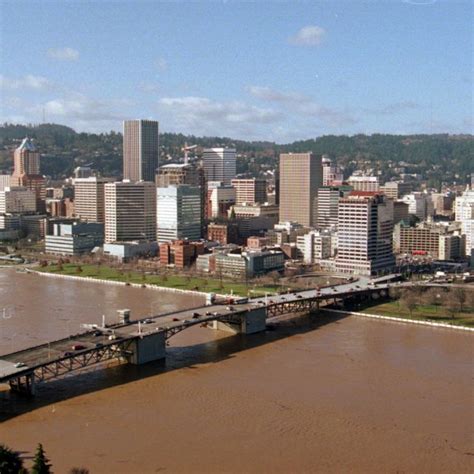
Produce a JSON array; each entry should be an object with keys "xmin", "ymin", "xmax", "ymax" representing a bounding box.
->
[{"xmin": 181, "ymin": 143, "xmax": 197, "ymax": 165}]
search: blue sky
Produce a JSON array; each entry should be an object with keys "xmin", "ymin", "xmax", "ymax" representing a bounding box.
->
[{"xmin": 1, "ymin": 0, "xmax": 472, "ymax": 142}]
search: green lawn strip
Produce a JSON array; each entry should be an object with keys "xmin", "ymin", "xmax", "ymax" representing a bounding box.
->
[
  {"xmin": 39, "ymin": 263, "xmax": 279, "ymax": 297},
  {"xmin": 363, "ymin": 301, "xmax": 474, "ymax": 327}
]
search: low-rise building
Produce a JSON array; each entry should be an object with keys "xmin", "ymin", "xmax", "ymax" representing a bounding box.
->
[
  {"xmin": 103, "ymin": 241, "xmax": 158, "ymax": 262},
  {"xmin": 45, "ymin": 222, "xmax": 104, "ymax": 256},
  {"xmin": 159, "ymin": 240, "xmax": 205, "ymax": 268}
]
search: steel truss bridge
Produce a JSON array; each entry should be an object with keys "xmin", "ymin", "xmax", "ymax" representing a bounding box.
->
[{"xmin": 0, "ymin": 282, "xmax": 391, "ymax": 395}]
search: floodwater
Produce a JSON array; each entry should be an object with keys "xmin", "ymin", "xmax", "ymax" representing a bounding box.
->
[{"xmin": 0, "ymin": 268, "xmax": 473, "ymax": 473}]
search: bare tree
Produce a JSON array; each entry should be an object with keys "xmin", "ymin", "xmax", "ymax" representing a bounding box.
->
[
  {"xmin": 401, "ymin": 291, "xmax": 417, "ymax": 317},
  {"xmin": 451, "ymin": 287, "xmax": 467, "ymax": 313}
]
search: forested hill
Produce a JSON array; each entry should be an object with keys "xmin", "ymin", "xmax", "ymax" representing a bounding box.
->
[{"xmin": 0, "ymin": 123, "xmax": 472, "ymax": 186}]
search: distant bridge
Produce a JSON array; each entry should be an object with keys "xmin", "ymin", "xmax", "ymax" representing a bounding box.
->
[{"xmin": 0, "ymin": 278, "xmax": 396, "ymax": 396}]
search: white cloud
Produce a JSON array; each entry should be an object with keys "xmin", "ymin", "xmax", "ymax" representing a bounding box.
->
[
  {"xmin": 158, "ymin": 96, "xmax": 282, "ymax": 137},
  {"xmin": 156, "ymin": 57, "xmax": 168, "ymax": 71},
  {"xmin": 289, "ymin": 25, "xmax": 326, "ymax": 46},
  {"xmin": 0, "ymin": 74, "xmax": 53, "ymax": 90},
  {"xmin": 247, "ymin": 85, "xmax": 355, "ymax": 128},
  {"xmin": 47, "ymin": 47, "xmax": 79, "ymax": 61},
  {"xmin": 247, "ymin": 85, "xmax": 306, "ymax": 103}
]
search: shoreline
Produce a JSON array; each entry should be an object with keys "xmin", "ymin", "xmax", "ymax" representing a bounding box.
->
[
  {"xmin": 25, "ymin": 268, "xmax": 216, "ymax": 298},
  {"xmin": 323, "ymin": 308, "xmax": 474, "ymax": 332}
]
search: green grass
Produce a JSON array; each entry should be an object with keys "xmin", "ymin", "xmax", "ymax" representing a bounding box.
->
[
  {"xmin": 362, "ymin": 300, "xmax": 474, "ymax": 328},
  {"xmin": 38, "ymin": 263, "xmax": 281, "ymax": 297}
]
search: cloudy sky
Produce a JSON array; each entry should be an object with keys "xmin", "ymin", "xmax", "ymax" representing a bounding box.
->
[{"xmin": 1, "ymin": 0, "xmax": 472, "ymax": 142}]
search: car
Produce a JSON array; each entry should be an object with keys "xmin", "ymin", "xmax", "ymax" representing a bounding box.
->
[
  {"xmin": 172, "ymin": 317, "xmax": 180, "ymax": 321},
  {"xmin": 14, "ymin": 362, "xmax": 26, "ymax": 368},
  {"xmin": 183, "ymin": 319, "xmax": 191, "ymax": 324},
  {"xmin": 192, "ymin": 312, "xmax": 200, "ymax": 318},
  {"xmin": 108, "ymin": 335, "xmax": 117, "ymax": 341},
  {"xmin": 72, "ymin": 344, "xmax": 86, "ymax": 350},
  {"xmin": 213, "ymin": 312, "xmax": 220, "ymax": 316},
  {"xmin": 297, "ymin": 295, "xmax": 303, "ymax": 299},
  {"xmin": 142, "ymin": 318, "xmax": 153, "ymax": 324},
  {"xmin": 257, "ymin": 300, "xmax": 263, "ymax": 304},
  {"xmin": 95, "ymin": 343, "xmax": 103, "ymax": 348},
  {"xmin": 63, "ymin": 351, "xmax": 73, "ymax": 357},
  {"xmin": 93, "ymin": 330, "xmax": 102, "ymax": 337},
  {"xmin": 205, "ymin": 311, "xmax": 212, "ymax": 316},
  {"xmin": 226, "ymin": 306, "xmax": 234, "ymax": 311},
  {"xmin": 281, "ymin": 297, "xmax": 286, "ymax": 300}
]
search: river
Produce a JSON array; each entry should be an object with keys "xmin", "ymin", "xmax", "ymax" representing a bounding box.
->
[{"xmin": 0, "ymin": 268, "xmax": 472, "ymax": 473}]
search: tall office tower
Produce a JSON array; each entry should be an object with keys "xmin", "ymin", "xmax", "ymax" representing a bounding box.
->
[
  {"xmin": 279, "ymin": 152, "xmax": 323, "ymax": 227},
  {"xmin": 335, "ymin": 192, "xmax": 395, "ymax": 276},
  {"xmin": 207, "ymin": 182, "xmax": 236, "ymax": 219},
  {"xmin": 321, "ymin": 155, "xmax": 343, "ymax": 186},
  {"xmin": 202, "ymin": 148, "xmax": 236, "ymax": 185},
  {"xmin": 156, "ymin": 185, "xmax": 202, "ymax": 243},
  {"xmin": 347, "ymin": 175, "xmax": 380, "ymax": 192},
  {"xmin": 455, "ymin": 186, "xmax": 474, "ymax": 260},
  {"xmin": 316, "ymin": 186, "xmax": 350, "ymax": 230},
  {"xmin": 123, "ymin": 119, "xmax": 159, "ymax": 182},
  {"xmin": 104, "ymin": 181, "xmax": 156, "ymax": 243},
  {"xmin": 380, "ymin": 181, "xmax": 412, "ymax": 199},
  {"xmin": 156, "ymin": 163, "xmax": 206, "ymax": 231},
  {"xmin": 74, "ymin": 177, "xmax": 111, "ymax": 223},
  {"xmin": 11, "ymin": 138, "xmax": 46, "ymax": 212},
  {"xmin": 231, "ymin": 178, "xmax": 267, "ymax": 205}
]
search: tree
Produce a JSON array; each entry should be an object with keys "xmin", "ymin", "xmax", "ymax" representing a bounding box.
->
[
  {"xmin": 401, "ymin": 291, "xmax": 417, "ymax": 317},
  {"xmin": 451, "ymin": 287, "xmax": 467, "ymax": 313},
  {"xmin": 31, "ymin": 443, "xmax": 51, "ymax": 474},
  {"xmin": 0, "ymin": 444, "xmax": 25, "ymax": 474},
  {"xmin": 76, "ymin": 265, "xmax": 82, "ymax": 274}
]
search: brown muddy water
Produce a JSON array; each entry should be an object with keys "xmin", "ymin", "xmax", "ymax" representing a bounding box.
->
[{"xmin": 0, "ymin": 268, "xmax": 473, "ymax": 473}]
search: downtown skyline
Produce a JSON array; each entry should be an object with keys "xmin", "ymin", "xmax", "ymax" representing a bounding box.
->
[{"xmin": 1, "ymin": 0, "xmax": 472, "ymax": 142}]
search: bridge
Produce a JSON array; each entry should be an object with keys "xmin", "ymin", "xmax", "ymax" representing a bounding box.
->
[{"xmin": 0, "ymin": 278, "xmax": 393, "ymax": 396}]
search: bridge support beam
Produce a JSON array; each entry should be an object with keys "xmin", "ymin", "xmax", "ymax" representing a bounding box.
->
[
  {"xmin": 210, "ymin": 307, "xmax": 267, "ymax": 335},
  {"xmin": 9, "ymin": 373, "xmax": 36, "ymax": 397},
  {"xmin": 128, "ymin": 332, "xmax": 166, "ymax": 365}
]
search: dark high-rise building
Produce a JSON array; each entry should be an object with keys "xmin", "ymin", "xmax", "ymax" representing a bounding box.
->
[{"xmin": 123, "ymin": 119, "xmax": 159, "ymax": 182}]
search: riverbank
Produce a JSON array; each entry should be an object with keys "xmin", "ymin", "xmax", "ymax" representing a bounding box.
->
[
  {"xmin": 356, "ymin": 299, "xmax": 474, "ymax": 328},
  {"xmin": 36, "ymin": 263, "xmax": 280, "ymax": 297}
]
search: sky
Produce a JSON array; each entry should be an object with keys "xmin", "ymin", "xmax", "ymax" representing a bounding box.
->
[{"xmin": 0, "ymin": 0, "xmax": 472, "ymax": 142}]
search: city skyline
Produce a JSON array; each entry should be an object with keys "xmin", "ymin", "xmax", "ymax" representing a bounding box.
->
[{"xmin": 1, "ymin": 1, "xmax": 472, "ymax": 142}]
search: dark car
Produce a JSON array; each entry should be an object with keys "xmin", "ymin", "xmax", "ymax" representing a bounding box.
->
[
  {"xmin": 63, "ymin": 351, "xmax": 73, "ymax": 357},
  {"xmin": 172, "ymin": 317, "xmax": 180, "ymax": 321},
  {"xmin": 72, "ymin": 344, "xmax": 86, "ymax": 351},
  {"xmin": 192, "ymin": 312, "xmax": 200, "ymax": 318},
  {"xmin": 93, "ymin": 331, "xmax": 102, "ymax": 337}
]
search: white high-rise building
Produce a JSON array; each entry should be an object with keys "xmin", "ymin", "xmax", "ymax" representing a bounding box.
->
[
  {"xmin": 157, "ymin": 185, "xmax": 202, "ymax": 243},
  {"xmin": 402, "ymin": 192, "xmax": 434, "ymax": 221},
  {"xmin": 0, "ymin": 174, "xmax": 11, "ymax": 191},
  {"xmin": 455, "ymin": 186, "xmax": 474, "ymax": 259},
  {"xmin": 336, "ymin": 192, "xmax": 395, "ymax": 276},
  {"xmin": 202, "ymin": 148, "xmax": 236, "ymax": 185},
  {"xmin": 123, "ymin": 119, "xmax": 159, "ymax": 182},
  {"xmin": 104, "ymin": 181, "xmax": 156, "ymax": 243}
]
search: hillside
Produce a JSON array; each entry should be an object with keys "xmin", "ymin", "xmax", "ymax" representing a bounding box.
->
[{"xmin": 0, "ymin": 123, "xmax": 472, "ymax": 187}]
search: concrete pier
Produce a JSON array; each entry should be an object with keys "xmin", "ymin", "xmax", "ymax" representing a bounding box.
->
[
  {"xmin": 210, "ymin": 307, "xmax": 267, "ymax": 335},
  {"xmin": 128, "ymin": 332, "xmax": 167, "ymax": 365}
]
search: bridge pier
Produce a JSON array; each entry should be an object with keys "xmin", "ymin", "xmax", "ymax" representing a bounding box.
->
[
  {"xmin": 210, "ymin": 307, "xmax": 267, "ymax": 335},
  {"xmin": 9, "ymin": 372, "xmax": 36, "ymax": 397},
  {"xmin": 128, "ymin": 332, "xmax": 167, "ymax": 365}
]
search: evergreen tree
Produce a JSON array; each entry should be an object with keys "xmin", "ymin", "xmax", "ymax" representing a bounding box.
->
[
  {"xmin": 31, "ymin": 443, "xmax": 52, "ymax": 474},
  {"xmin": 0, "ymin": 444, "xmax": 24, "ymax": 474}
]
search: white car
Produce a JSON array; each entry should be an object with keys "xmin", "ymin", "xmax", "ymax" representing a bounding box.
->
[{"xmin": 14, "ymin": 362, "xmax": 27, "ymax": 368}]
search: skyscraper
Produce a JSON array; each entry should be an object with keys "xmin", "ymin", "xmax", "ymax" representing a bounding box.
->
[
  {"xmin": 156, "ymin": 185, "xmax": 202, "ymax": 243},
  {"xmin": 74, "ymin": 177, "xmax": 112, "ymax": 223},
  {"xmin": 279, "ymin": 152, "xmax": 322, "ymax": 227},
  {"xmin": 11, "ymin": 138, "xmax": 46, "ymax": 212},
  {"xmin": 231, "ymin": 178, "xmax": 267, "ymax": 205},
  {"xmin": 104, "ymin": 181, "xmax": 156, "ymax": 243},
  {"xmin": 335, "ymin": 192, "xmax": 395, "ymax": 276},
  {"xmin": 123, "ymin": 119, "xmax": 159, "ymax": 182},
  {"xmin": 202, "ymin": 148, "xmax": 236, "ymax": 185},
  {"xmin": 455, "ymin": 186, "xmax": 474, "ymax": 260}
]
